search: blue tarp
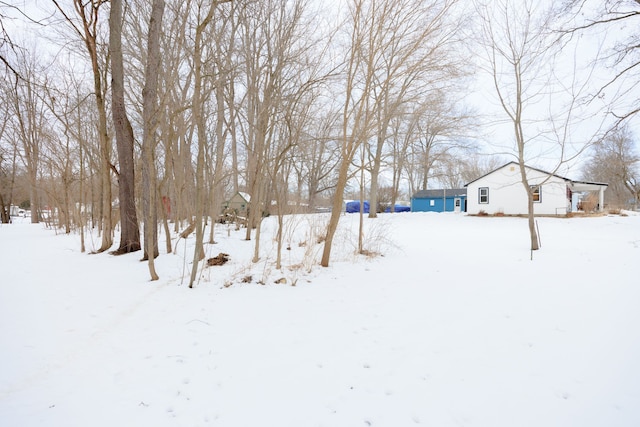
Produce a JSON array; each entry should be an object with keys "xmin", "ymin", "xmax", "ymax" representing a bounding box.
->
[
  {"xmin": 386, "ymin": 205, "xmax": 410, "ymax": 213},
  {"xmin": 345, "ymin": 200, "xmax": 370, "ymax": 213}
]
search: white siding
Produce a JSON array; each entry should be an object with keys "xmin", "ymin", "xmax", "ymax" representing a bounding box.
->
[{"xmin": 466, "ymin": 163, "xmax": 570, "ymax": 215}]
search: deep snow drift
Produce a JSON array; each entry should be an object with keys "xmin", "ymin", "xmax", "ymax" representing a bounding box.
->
[{"xmin": 1, "ymin": 212, "xmax": 639, "ymax": 426}]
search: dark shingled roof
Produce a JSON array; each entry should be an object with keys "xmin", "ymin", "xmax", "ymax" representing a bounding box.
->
[{"xmin": 412, "ymin": 188, "xmax": 467, "ymax": 199}]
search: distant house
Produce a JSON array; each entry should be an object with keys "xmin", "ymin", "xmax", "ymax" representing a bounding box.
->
[
  {"xmin": 411, "ymin": 188, "xmax": 467, "ymax": 213},
  {"xmin": 464, "ymin": 161, "xmax": 608, "ymax": 215},
  {"xmin": 222, "ymin": 192, "xmax": 250, "ymax": 217}
]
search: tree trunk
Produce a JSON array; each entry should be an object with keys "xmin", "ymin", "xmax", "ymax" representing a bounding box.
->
[
  {"xmin": 68, "ymin": 0, "xmax": 114, "ymax": 252},
  {"xmin": 189, "ymin": 4, "xmax": 220, "ymax": 288},
  {"xmin": 527, "ymin": 194, "xmax": 539, "ymax": 250},
  {"xmin": 321, "ymin": 154, "xmax": 350, "ymax": 267},
  {"xmin": 110, "ymin": 0, "xmax": 141, "ymax": 255},
  {"xmin": 208, "ymin": 57, "xmax": 228, "ymax": 244},
  {"xmin": 140, "ymin": 0, "xmax": 165, "ymax": 280},
  {"xmin": 368, "ymin": 126, "xmax": 388, "ymax": 219},
  {"xmin": 517, "ymin": 158, "xmax": 539, "ymax": 251},
  {"xmin": 79, "ymin": 134, "xmax": 86, "ymax": 252},
  {"xmin": 0, "ymin": 193, "xmax": 9, "ymax": 223}
]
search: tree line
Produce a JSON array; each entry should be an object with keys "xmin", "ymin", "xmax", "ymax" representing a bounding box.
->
[{"xmin": 0, "ymin": 0, "xmax": 638, "ymax": 280}]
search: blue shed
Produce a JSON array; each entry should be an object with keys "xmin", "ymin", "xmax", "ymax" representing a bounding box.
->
[{"xmin": 411, "ymin": 188, "xmax": 467, "ymax": 213}]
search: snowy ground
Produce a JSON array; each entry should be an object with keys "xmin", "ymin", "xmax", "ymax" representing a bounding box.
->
[{"xmin": 1, "ymin": 211, "xmax": 639, "ymax": 427}]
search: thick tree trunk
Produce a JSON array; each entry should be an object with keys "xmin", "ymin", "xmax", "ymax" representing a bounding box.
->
[
  {"xmin": 110, "ymin": 0, "xmax": 141, "ymax": 255},
  {"xmin": 0, "ymin": 193, "xmax": 9, "ymax": 223}
]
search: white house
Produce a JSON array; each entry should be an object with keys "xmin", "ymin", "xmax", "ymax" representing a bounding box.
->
[{"xmin": 465, "ymin": 162, "xmax": 608, "ymax": 216}]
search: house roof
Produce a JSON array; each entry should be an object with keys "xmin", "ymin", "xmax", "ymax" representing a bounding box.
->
[
  {"xmin": 224, "ymin": 192, "xmax": 251, "ymax": 204},
  {"xmin": 412, "ymin": 188, "xmax": 467, "ymax": 199},
  {"xmin": 463, "ymin": 161, "xmax": 608, "ymax": 189},
  {"xmin": 236, "ymin": 192, "xmax": 251, "ymax": 202}
]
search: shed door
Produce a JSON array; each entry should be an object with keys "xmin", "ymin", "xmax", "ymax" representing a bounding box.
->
[{"xmin": 454, "ymin": 198, "xmax": 461, "ymax": 213}]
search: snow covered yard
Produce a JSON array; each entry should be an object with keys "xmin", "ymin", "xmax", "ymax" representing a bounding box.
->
[{"xmin": 1, "ymin": 212, "xmax": 639, "ymax": 427}]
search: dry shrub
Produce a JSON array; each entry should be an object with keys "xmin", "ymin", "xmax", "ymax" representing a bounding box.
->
[
  {"xmin": 580, "ymin": 193, "xmax": 599, "ymax": 212},
  {"xmin": 345, "ymin": 217, "xmax": 396, "ymax": 261},
  {"xmin": 359, "ymin": 249, "xmax": 381, "ymax": 258}
]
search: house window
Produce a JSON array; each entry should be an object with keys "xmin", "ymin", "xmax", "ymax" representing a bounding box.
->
[
  {"xmin": 429, "ymin": 200, "xmax": 435, "ymax": 207},
  {"xmin": 530, "ymin": 185, "xmax": 541, "ymax": 202},
  {"xmin": 479, "ymin": 187, "xmax": 489, "ymax": 204}
]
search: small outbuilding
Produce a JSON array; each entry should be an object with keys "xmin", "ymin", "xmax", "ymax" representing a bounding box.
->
[
  {"xmin": 222, "ymin": 192, "xmax": 251, "ymax": 217},
  {"xmin": 411, "ymin": 188, "xmax": 467, "ymax": 213},
  {"xmin": 464, "ymin": 161, "xmax": 608, "ymax": 215}
]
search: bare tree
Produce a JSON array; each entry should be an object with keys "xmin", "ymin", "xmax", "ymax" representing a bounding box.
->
[
  {"xmin": 321, "ymin": 0, "xmax": 377, "ymax": 266},
  {"xmin": 140, "ymin": 0, "xmax": 165, "ymax": 280},
  {"xmin": 188, "ymin": 0, "xmax": 230, "ymax": 288},
  {"xmin": 205, "ymin": 1, "xmax": 238, "ymax": 245},
  {"xmin": 457, "ymin": 153, "xmax": 506, "ymax": 186},
  {"xmin": 559, "ymin": 0, "xmax": 640, "ymax": 126},
  {"xmin": 110, "ymin": 0, "xmax": 142, "ymax": 255},
  {"xmin": 271, "ymin": 83, "xmax": 326, "ymax": 269},
  {"xmin": 475, "ymin": 0, "xmax": 605, "ymax": 251},
  {"xmin": 0, "ymin": 3, "xmax": 35, "ymax": 78},
  {"xmin": 40, "ymin": 74, "xmax": 81, "ymax": 234},
  {"xmin": 290, "ymin": 107, "xmax": 340, "ymax": 211},
  {"xmin": 404, "ymin": 95, "xmax": 476, "ymax": 194},
  {"xmin": 0, "ymin": 86, "xmax": 14, "ymax": 223},
  {"xmin": 158, "ymin": 0, "xmax": 196, "ymax": 234},
  {"xmin": 5, "ymin": 50, "xmax": 49, "ymax": 224},
  {"xmin": 53, "ymin": 0, "xmax": 115, "ymax": 251},
  {"xmin": 236, "ymin": 0, "xmax": 314, "ymax": 266},
  {"xmin": 321, "ymin": 0, "xmax": 462, "ymax": 264},
  {"xmin": 387, "ymin": 115, "xmax": 412, "ymax": 208},
  {"xmin": 582, "ymin": 125, "xmax": 639, "ymax": 209},
  {"xmin": 365, "ymin": 0, "xmax": 464, "ymax": 219}
]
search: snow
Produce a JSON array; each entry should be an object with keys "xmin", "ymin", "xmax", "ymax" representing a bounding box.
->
[{"xmin": 1, "ymin": 212, "xmax": 639, "ymax": 426}]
